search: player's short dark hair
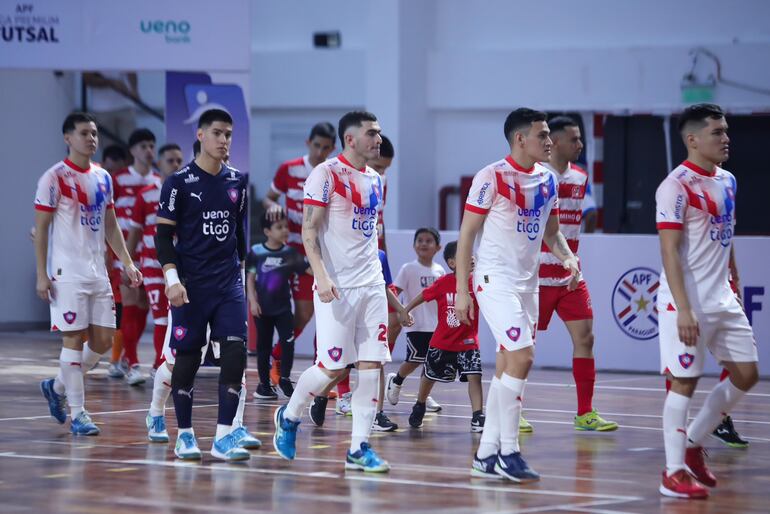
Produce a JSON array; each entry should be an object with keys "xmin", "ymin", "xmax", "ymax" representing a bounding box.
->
[
  {"xmin": 198, "ymin": 109, "xmax": 233, "ymax": 128},
  {"xmin": 309, "ymin": 122, "xmax": 336, "ymax": 142},
  {"xmin": 548, "ymin": 115, "xmax": 580, "ymax": 134},
  {"xmin": 128, "ymin": 128, "xmax": 156, "ymax": 148},
  {"xmin": 338, "ymin": 111, "xmax": 378, "ymax": 148},
  {"xmin": 677, "ymin": 103, "xmax": 725, "ymax": 134},
  {"xmin": 102, "ymin": 144, "xmax": 127, "ymax": 162},
  {"xmin": 379, "ymin": 135, "xmax": 395, "ymax": 159},
  {"xmin": 262, "ymin": 210, "xmax": 286, "ymax": 230},
  {"xmin": 503, "ymin": 108, "xmax": 548, "ymax": 142},
  {"xmin": 414, "ymin": 227, "xmax": 440, "ymax": 246},
  {"xmin": 192, "ymin": 140, "xmax": 201, "ymax": 156},
  {"xmin": 443, "ymin": 241, "xmax": 457, "ymax": 264},
  {"xmin": 158, "ymin": 143, "xmax": 181, "ymax": 156},
  {"xmin": 62, "ymin": 112, "xmax": 96, "ymax": 134}
]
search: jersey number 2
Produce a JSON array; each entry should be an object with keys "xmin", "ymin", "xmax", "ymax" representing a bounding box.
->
[{"xmin": 377, "ymin": 323, "xmax": 387, "ymax": 343}]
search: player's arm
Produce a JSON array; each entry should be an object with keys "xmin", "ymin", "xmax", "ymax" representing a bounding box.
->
[
  {"xmin": 388, "ymin": 287, "xmax": 414, "ymax": 327},
  {"xmin": 105, "ymin": 208, "xmax": 142, "ymax": 287},
  {"xmin": 582, "ymin": 210, "xmax": 597, "ymax": 233},
  {"xmin": 126, "ymin": 227, "xmax": 142, "ymax": 261},
  {"xmin": 155, "ymin": 217, "xmax": 188, "ymax": 307},
  {"xmin": 729, "ymin": 244, "xmax": 742, "ymax": 304},
  {"xmin": 543, "ymin": 214, "xmax": 579, "ymax": 290},
  {"xmin": 246, "ymin": 271, "xmax": 261, "ymax": 318},
  {"xmin": 33, "ymin": 210, "xmax": 54, "ymax": 302},
  {"xmin": 659, "ymin": 229, "xmax": 699, "ymax": 346},
  {"xmin": 262, "ymin": 189, "xmax": 284, "ymax": 221},
  {"xmin": 302, "ymin": 203, "xmax": 338, "ymax": 302},
  {"xmin": 455, "ymin": 210, "xmax": 485, "ymax": 324}
]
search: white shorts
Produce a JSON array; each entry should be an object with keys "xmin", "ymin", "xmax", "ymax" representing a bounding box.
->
[
  {"xmin": 50, "ymin": 280, "xmax": 115, "ymax": 332},
  {"xmin": 314, "ymin": 284, "xmax": 391, "ymax": 370},
  {"xmin": 659, "ymin": 298, "xmax": 758, "ymax": 378},
  {"xmin": 474, "ymin": 273, "xmax": 538, "ymax": 352},
  {"xmin": 161, "ymin": 317, "xmax": 214, "ymax": 366}
]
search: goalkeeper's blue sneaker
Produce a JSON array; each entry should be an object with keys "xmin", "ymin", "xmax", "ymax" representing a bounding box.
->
[
  {"xmin": 70, "ymin": 411, "xmax": 100, "ymax": 436},
  {"xmin": 40, "ymin": 378, "xmax": 67, "ymax": 424},
  {"xmin": 345, "ymin": 442, "xmax": 390, "ymax": 473},
  {"xmin": 273, "ymin": 405, "xmax": 299, "ymax": 460}
]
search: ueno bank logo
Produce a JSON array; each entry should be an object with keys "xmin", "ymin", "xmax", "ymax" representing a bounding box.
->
[{"xmin": 140, "ymin": 19, "xmax": 191, "ymax": 44}]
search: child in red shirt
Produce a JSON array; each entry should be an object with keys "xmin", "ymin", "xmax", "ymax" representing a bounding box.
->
[{"xmin": 400, "ymin": 241, "xmax": 484, "ymax": 432}]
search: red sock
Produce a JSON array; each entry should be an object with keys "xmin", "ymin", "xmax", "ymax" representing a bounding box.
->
[
  {"xmin": 152, "ymin": 324, "xmax": 166, "ymax": 369},
  {"xmin": 122, "ymin": 306, "xmax": 148, "ymax": 366},
  {"xmin": 665, "ymin": 377, "xmax": 672, "ymax": 393},
  {"xmin": 337, "ymin": 374, "xmax": 351, "ymax": 395},
  {"xmin": 272, "ymin": 343, "xmax": 282, "ymax": 361},
  {"xmin": 573, "ymin": 357, "xmax": 595, "ymax": 416},
  {"xmin": 719, "ymin": 368, "xmax": 730, "ymax": 382}
]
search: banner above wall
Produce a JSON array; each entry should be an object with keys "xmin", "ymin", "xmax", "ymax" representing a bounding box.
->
[{"xmin": 0, "ymin": 0, "xmax": 250, "ymax": 71}]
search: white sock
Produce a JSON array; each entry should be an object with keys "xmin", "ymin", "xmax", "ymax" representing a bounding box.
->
[
  {"xmin": 477, "ymin": 376, "xmax": 501, "ymax": 459},
  {"xmin": 149, "ymin": 363, "xmax": 173, "ymax": 417},
  {"xmin": 285, "ymin": 365, "xmax": 334, "ymax": 421},
  {"xmin": 350, "ymin": 368, "xmax": 379, "ymax": 452},
  {"xmin": 663, "ymin": 391, "xmax": 690, "ymax": 474},
  {"xmin": 233, "ymin": 373, "xmax": 247, "ymax": 428},
  {"xmin": 687, "ymin": 379, "xmax": 746, "ymax": 447},
  {"xmin": 53, "ymin": 372, "xmax": 66, "ymax": 395},
  {"xmin": 82, "ymin": 342, "xmax": 104, "ymax": 373},
  {"xmin": 60, "ymin": 348, "xmax": 84, "ymax": 418},
  {"xmin": 498, "ymin": 373, "xmax": 525, "ymax": 455},
  {"xmin": 215, "ymin": 423, "xmax": 230, "ymax": 440}
]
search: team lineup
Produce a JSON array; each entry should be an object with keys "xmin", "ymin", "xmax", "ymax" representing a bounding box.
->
[{"xmin": 33, "ymin": 103, "xmax": 757, "ymax": 499}]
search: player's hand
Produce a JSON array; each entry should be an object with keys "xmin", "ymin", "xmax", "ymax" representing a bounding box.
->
[
  {"xmin": 266, "ymin": 204, "xmax": 285, "ymax": 222},
  {"xmin": 124, "ymin": 264, "xmax": 143, "ymax": 288},
  {"xmin": 167, "ymin": 283, "xmax": 189, "ymax": 307},
  {"xmin": 397, "ymin": 309, "xmax": 414, "ymax": 327},
  {"xmin": 36, "ymin": 275, "xmax": 53, "ymax": 302},
  {"xmin": 250, "ymin": 300, "xmax": 262, "ymax": 318},
  {"xmin": 316, "ymin": 277, "xmax": 340, "ymax": 303},
  {"xmin": 563, "ymin": 257, "xmax": 580, "ymax": 291},
  {"xmin": 677, "ymin": 309, "xmax": 700, "ymax": 346},
  {"xmin": 455, "ymin": 290, "xmax": 474, "ymax": 325}
]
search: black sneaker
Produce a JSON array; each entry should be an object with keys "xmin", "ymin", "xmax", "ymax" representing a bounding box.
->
[
  {"xmin": 409, "ymin": 402, "xmax": 426, "ymax": 428},
  {"xmin": 372, "ymin": 411, "xmax": 398, "ymax": 432},
  {"xmin": 309, "ymin": 396, "xmax": 328, "ymax": 427},
  {"xmin": 712, "ymin": 415, "xmax": 749, "ymax": 448},
  {"xmin": 252, "ymin": 383, "xmax": 278, "ymax": 400},
  {"xmin": 278, "ymin": 378, "xmax": 294, "ymax": 398},
  {"xmin": 471, "ymin": 411, "xmax": 485, "ymax": 433}
]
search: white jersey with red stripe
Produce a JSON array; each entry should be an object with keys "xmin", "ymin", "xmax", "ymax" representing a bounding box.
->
[
  {"xmin": 465, "ymin": 156, "xmax": 559, "ymax": 292},
  {"xmin": 34, "ymin": 159, "xmax": 115, "ymax": 283},
  {"xmin": 270, "ymin": 155, "xmax": 312, "ymax": 253},
  {"xmin": 128, "ymin": 183, "xmax": 163, "ymax": 285},
  {"xmin": 303, "ymin": 154, "xmax": 384, "ymax": 289},
  {"xmin": 655, "ymin": 160, "xmax": 737, "ymax": 313},
  {"xmin": 539, "ymin": 162, "xmax": 587, "ymax": 286}
]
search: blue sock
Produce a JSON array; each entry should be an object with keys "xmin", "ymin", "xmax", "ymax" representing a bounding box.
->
[
  {"xmin": 217, "ymin": 383, "xmax": 241, "ymax": 425},
  {"xmin": 172, "ymin": 386, "xmax": 194, "ymax": 429}
]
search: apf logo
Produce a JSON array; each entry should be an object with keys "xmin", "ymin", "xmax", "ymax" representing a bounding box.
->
[
  {"xmin": 140, "ymin": 19, "xmax": 191, "ymax": 44},
  {"xmin": 611, "ymin": 267, "xmax": 660, "ymax": 340}
]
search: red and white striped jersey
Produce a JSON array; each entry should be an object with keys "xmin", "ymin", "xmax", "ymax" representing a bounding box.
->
[
  {"xmin": 270, "ymin": 155, "xmax": 312, "ymax": 253},
  {"xmin": 655, "ymin": 161, "xmax": 737, "ymax": 313},
  {"xmin": 303, "ymin": 154, "xmax": 384, "ymax": 289},
  {"xmin": 34, "ymin": 159, "xmax": 115, "ymax": 283},
  {"xmin": 128, "ymin": 183, "xmax": 163, "ymax": 286},
  {"xmin": 112, "ymin": 166, "xmax": 160, "ymax": 267},
  {"xmin": 465, "ymin": 156, "xmax": 559, "ymax": 292},
  {"xmin": 539, "ymin": 162, "xmax": 588, "ymax": 286}
]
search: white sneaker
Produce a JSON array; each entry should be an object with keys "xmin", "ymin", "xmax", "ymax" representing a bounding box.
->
[
  {"xmin": 107, "ymin": 362, "xmax": 125, "ymax": 378},
  {"xmin": 174, "ymin": 431, "xmax": 202, "ymax": 460},
  {"xmin": 125, "ymin": 365, "xmax": 146, "ymax": 386},
  {"xmin": 385, "ymin": 373, "xmax": 401, "ymax": 405},
  {"xmin": 335, "ymin": 392, "xmax": 352, "ymax": 416},
  {"xmin": 425, "ymin": 396, "xmax": 442, "ymax": 412}
]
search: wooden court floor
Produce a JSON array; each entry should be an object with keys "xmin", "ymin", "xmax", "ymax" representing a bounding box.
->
[{"xmin": 0, "ymin": 331, "xmax": 768, "ymax": 514}]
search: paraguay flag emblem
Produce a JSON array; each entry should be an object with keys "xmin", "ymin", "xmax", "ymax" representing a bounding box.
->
[
  {"xmin": 506, "ymin": 326, "xmax": 521, "ymax": 342},
  {"xmin": 173, "ymin": 326, "xmax": 187, "ymax": 341},
  {"xmin": 328, "ymin": 346, "xmax": 343, "ymax": 362},
  {"xmin": 63, "ymin": 311, "xmax": 77, "ymax": 324},
  {"xmin": 678, "ymin": 352, "xmax": 695, "ymax": 369},
  {"xmin": 227, "ymin": 188, "xmax": 238, "ymax": 203}
]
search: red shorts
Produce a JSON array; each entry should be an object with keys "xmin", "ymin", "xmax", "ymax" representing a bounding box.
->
[
  {"xmin": 386, "ymin": 284, "xmax": 399, "ymax": 314},
  {"xmin": 144, "ymin": 282, "xmax": 169, "ymax": 323},
  {"xmin": 538, "ymin": 281, "xmax": 593, "ymax": 330},
  {"xmin": 109, "ymin": 267, "xmax": 122, "ymax": 304},
  {"xmin": 292, "ymin": 273, "xmax": 314, "ymax": 302}
]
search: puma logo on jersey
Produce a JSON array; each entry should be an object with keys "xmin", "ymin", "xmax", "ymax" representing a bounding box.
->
[{"xmin": 190, "ymin": 192, "xmax": 203, "ymax": 202}]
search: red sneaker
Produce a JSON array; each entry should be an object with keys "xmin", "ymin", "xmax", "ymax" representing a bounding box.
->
[
  {"xmin": 685, "ymin": 446, "xmax": 717, "ymax": 488},
  {"xmin": 659, "ymin": 470, "xmax": 709, "ymax": 499}
]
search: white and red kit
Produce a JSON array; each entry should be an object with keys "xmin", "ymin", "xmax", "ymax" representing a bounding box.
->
[
  {"xmin": 112, "ymin": 166, "xmax": 160, "ymax": 268},
  {"xmin": 129, "ymin": 183, "xmax": 167, "ymax": 324}
]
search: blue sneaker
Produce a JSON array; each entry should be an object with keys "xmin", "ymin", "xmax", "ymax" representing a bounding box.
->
[
  {"xmin": 231, "ymin": 425, "xmax": 262, "ymax": 449},
  {"xmin": 40, "ymin": 378, "xmax": 67, "ymax": 424},
  {"xmin": 211, "ymin": 433, "xmax": 251, "ymax": 462},
  {"xmin": 174, "ymin": 431, "xmax": 202, "ymax": 460},
  {"xmin": 70, "ymin": 411, "xmax": 100, "ymax": 436},
  {"xmin": 272, "ymin": 405, "xmax": 299, "ymax": 460},
  {"xmin": 146, "ymin": 413, "xmax": 169, "ymax": 443},
  {"xmin": 345, "ymin": 442, "xmax": 391, "ymax": 473},
  {"xmin": 470, "ymin": 453, "xmax": 502, "ymax": 479},
  {"xmin": 494, "ymin": 452, "xmax": 540, "ymax": 483}
]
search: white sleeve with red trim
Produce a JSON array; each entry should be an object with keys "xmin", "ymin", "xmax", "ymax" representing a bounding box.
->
[
  {"xmin": 303, "ymin": 163, "xmax": 333, "ymax": 206},
  {"xmin": 464, "ymin": 166, "xmax": 495, "ymax": 214},
  {"xmin": 655, "ymin": 177, "xmax": 686, "ymax": 230},
  {"xmin": 34, "ymin": 167, "xmax": 59, "ymax": 212}
]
